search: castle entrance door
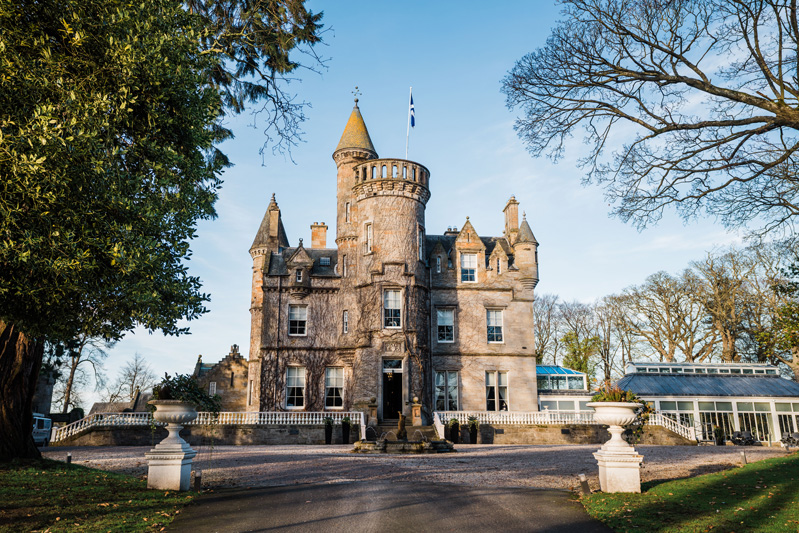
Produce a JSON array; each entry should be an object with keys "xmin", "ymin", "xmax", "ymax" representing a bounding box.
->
[{"xmin": 382, "ymin": 359, "xmax": 403, "ymax": 420}]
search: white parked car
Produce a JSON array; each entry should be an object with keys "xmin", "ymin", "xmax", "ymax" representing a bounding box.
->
[{"xmin": 32, "ymin": 413, "xmax": 52, "ymax": 447}]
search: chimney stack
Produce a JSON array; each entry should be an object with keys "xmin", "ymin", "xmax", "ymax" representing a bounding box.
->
[
  {"xmin": 503, "ymin": 195, "xmax": 520, "ymax": 244},
  {"xmin": 310, "ymin": 222, "xmax": 328, "ymax": 249}
]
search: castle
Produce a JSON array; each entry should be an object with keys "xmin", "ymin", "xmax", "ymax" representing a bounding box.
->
[{"xmin": 196, "ymin": 100, "xmax": 540, "ymax": 423}]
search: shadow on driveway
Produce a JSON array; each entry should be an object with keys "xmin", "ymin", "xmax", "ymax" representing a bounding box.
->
[{"xmin": 168, "ymin": 481, "xmax": 612, "ymax": 533}]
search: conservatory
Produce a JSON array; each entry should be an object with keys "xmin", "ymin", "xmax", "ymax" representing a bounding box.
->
[
  {"xmin": 618, "ymin": 361, "xmax": 799, "ymax": 444},
  {"xmin": 536, "ymin": 365, "xmax": 593, "ymax": 413}
]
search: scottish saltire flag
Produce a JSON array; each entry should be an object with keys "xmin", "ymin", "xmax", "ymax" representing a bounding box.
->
[{"xmin": 410, "ymin": 93, "xmax": 415, "ymax": 127}]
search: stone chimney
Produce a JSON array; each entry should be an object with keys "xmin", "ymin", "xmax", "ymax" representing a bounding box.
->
[
  {"xmin": 310, "ymin": 222, "xmax": 328, "ymax": 249},
  {"xmin": 503, "ymin": 195, "xmax": 520, "ymax": 244}
]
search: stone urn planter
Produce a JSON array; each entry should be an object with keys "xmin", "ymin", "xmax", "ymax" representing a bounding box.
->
[
  {"xmin": 588, "ymin": 401, "xmax": 644, "ymax": 493},
  {"xmin": 145, "ymin": 400, "xmax": 198, "ymax": 491}
]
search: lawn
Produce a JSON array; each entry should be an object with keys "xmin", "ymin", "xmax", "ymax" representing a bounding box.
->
[
  {"xmin": 582, "ymin": 451, "xmax": 799, "ymax": 533},
  {"xmin": 0, "ymin": 458, "xmax": 195, "ymax": 532}
]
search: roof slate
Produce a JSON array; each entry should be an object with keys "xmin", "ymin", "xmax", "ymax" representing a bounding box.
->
[
  {"xmin": 266, "ymin": 248, "xmax": 339, "ymax": 277},
  {"xmin": 617, "ymin": 373, "xmax": 799, "ymax": 398},
  {"xmin": 425, "ymin": 235, "xmax": 515, "ymax": 268}
]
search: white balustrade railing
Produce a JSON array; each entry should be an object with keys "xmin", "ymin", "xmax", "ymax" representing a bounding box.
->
[
  {"xmin": 648, "ymin": 413, "xmax": 698, "ymax": 441},
  {"xmin": 52, "ymin": 411, "xmax": 365, "ymax": 443},
  {"xmin": 432, "ymin": 410, "xmax": 698, "ymax": 441}
]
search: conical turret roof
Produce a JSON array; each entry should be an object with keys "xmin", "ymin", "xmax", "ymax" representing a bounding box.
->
[
  {"xmin": 516, "ymin": 214, "xmax": 538, "ymax": 245},
  {"xmin": 251, "ymin": 194, "xmax": 289, "ymax": 252},
  {"xmin": 335, "ymin": 101, "xmax": 377, "ymax": 155}
]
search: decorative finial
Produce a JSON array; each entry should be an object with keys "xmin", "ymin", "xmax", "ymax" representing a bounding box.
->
[
  {"xmin": 352, "ymin": 86, "xmax": 361, "ymax": 104},
  {"xmin": 299, "ymin": 238, "xmax": 303, "ymax": 246},
  {"xmin": 466, "ymin": 216, "xmax": 470, "ymax": 221},
  {"xmin": 523, "ymin": 211, "xmax": 527, "ymax": 219},
  {"xmin": 271, "ymin": 192, "xmax": 276, "ymax": 201}
]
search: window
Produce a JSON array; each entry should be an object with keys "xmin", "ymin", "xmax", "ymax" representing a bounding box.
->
[
  {"xmin": 383, "ymin": 289, "xmax": 401, "ymax": 328},
  {"xmin": 325, "ymin": 367, "xmax": 344, "ymax": 408},
  {"xmin": 437, "ymin": 309, "xmax": 454, "ymax": 342},
  {"xmin": 342, "ymin": 254, "xmax": 347, "ymax": 277},
  {"xmin": 436, "ymin": 256, "xmax": 441, "ymax": 273},
  {"xmin": 418, "ymin": 226, "xmax": 425, "ymax": 261},
  {"xmin": 496, "ymin": 258, "xmax": 501, "ymax": 274},
  {"xmin": 461, "ymin": 253, "xmax": 477, "ymax": 282},
  {"xmin": 209, "ymin": 382, "xmax": 217, "ymax": 396},
  {"xmin": 320, "ymin": 257, "xmax": 330, "ymax": 266},
  {"xmin": 286, "ymin": 367, "xmax": 305, "ymax": 408},
  {"xmin": 343, "ymin": 310, "xmax": 349, "ymax": 334},
  {"xmin": 364, "ymin": 223, "xmax": 373, "ymax": 253},
  {"xmin": 435, "ymin": 371, "xmax": 458, "ymax": 411},
  {"xmin": 345, "ymin": 202, "xmax": 351, "ymax": 222},
  {"xmin": 295, "ymin": 269, "xmax": 303, "ymax": 282},
  {"xmin": 487, "ymin": 309, "xmax": 503, "ymax": 343},
  {"xmin": 248, "ymin": 380, "xmax": 253, "ymax": 406},
  {"xmin": 288, "ymin": 305, "xmax": 307, "ymax": 336},
  {"xmin": 486, "ymin": 371, "xmax": 508, "ymax": 411}
]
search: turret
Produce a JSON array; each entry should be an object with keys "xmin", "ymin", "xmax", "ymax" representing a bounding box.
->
[
  {"xmin": 513, "ymin": 212, "xmax": 539, "ymax": 290},
  {"xmin": 503, "ymin": 195, "xmax": 520, "ymax": 244}
]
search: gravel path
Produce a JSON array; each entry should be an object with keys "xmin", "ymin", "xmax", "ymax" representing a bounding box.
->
[{"xmin": 44, "ymin": 444, "xmax": 787, "ymax": 492}]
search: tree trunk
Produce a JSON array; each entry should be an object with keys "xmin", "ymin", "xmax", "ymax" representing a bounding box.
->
[
  {"xmin": 61, "ymin": 355, "xmax": 79, "ymax": 414},
  {"xmin": 0, "ymin": 321, "xmax": 44, "ymax": 461}
]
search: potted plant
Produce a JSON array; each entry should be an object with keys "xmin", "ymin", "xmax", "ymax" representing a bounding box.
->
[
  {"xmin": 448, "ymin": 417, "xmax": 460, "ymax": 444},
  {"xmin": 324, "ymin": 416, "xmax": 333, "ymax": 444},
  {"xmin": 468, "ymin": 416, "xmax": 479, "ymax": 444},
  {"xmin": 713, "ymin": 426, "xmax": 726, "ymax": 446},
  {"xmin": 149, "ymin": 373, "xmax": 221, "ymax": 448},
  {"xmin": 586, "ymin": 384, "xmax": 643, "ymax": 450},
  {"xmin": 341, "ymin": 416, "xmax": 351, "ymax": 444}
]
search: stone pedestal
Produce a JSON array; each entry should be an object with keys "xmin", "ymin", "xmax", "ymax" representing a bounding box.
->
[
  {"xmin": 146, "ymin": 445, "xmax": 196, "ymax": 491},
  {"xmin": 593, "ymin": 448, "xmax": 643, "ymax": 493},
  {"xmin": 368, "ymin": 399, "xmax": 378, "ymax": 427},
  {"xmin": 411, "ymin": 397, "xmax": 422, "ymax": 426}
]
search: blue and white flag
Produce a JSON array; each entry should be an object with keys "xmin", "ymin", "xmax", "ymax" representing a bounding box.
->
[{"xmin": 409, "ymin": 92, "xmax": 415, "ymax": 127}]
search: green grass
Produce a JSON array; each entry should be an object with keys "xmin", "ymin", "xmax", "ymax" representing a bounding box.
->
[
  {"xmin": 583, "ymin": 452, "xmax": 799, "ymax": 532},
  {"xmin": 0, "ymin": 458, "xmax": 195, "ymax": 532}
]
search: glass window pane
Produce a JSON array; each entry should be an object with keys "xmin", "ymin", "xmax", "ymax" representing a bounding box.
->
[
  {"xmin": 485, "ymin": 372, "xmax": 495, "ymax": 386},
  {"xmin": 793, "ymin": 404, "xmax": 799, "ymax": 413},
  {"xmin": 698, "ymin": 401, "xmax": 715, "ymax": 411},
  {"xmin": 383, "ymin": 359, "xmax": 402, "ymax": 370},
  {"xmin": 754, "ymin": 402, "xmax": 771, "ymax": 412},
  {"xmin": 776, "ymin": 403, "xmax": 792, "ymax": 412},
  {"xmin": 737, "ymin": 402, "xmax": 754, "ymax": 412},
  {"xmin": 715, "ymin": 402, "xmax": 733, "ymax": 411},
  {"xmin": 498, "ymin": 371, "xmax": 508, "ymax": 386},
  {"xmin": 677, "ymin": 401, "xmax": 694, "ymax": 411},
  {"xmin": 579, "ymin": 401, "xmax": 589, "ymax": 411},
  {"xmin": 660, "ymin": 401, "xmax": 677, "ymax": 411},
  {"xmin": 537, "ymin": 376, "xmax": 549, "ymax": 390},
  {"xmin": 568, "ymin": 376, "xmax": 584, "ymax": 390},
  {"xmin": 558, "ymin": 401, "xmax": 575, "ymax": 411},
  {"xmin": 435, "ymin": 371, "xmax": 445, "ymax": 386},
  {"xmin": 541, "ymin": 400, "xmax": 557, "ymax": 410}
]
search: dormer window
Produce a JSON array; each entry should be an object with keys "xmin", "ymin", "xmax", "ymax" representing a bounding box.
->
[
  {"xmin": 436, "ymin": 256, "xmax": 441, "ymax": 273},
  {"xmin": 461, "ymin": 253, "xmax": 477, "ymax": 282},
  {"xmin": 296, "ymin": 269, "xmax": 302, "ymax": 282},
  {"xmin": 320, "ymin": 257, "xmax": 330, "ymax": 266}
]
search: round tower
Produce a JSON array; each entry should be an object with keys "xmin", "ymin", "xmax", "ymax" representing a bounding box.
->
[{"xmin": 332, "ymin": 99, "xmax": 377, "ymax": 281}]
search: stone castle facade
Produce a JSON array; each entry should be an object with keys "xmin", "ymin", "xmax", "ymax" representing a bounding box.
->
[{"xmin": 202, "ymin": 100, "xmax": 540, "ymax": 422}]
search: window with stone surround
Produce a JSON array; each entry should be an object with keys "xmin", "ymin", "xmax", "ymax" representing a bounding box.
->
[
  {"xmin": 343, "ymin": 310, "xmax": 349, "ymax": 334},
  {"xmin": 486, "ymin": 371, "xmax": 508, "ymax": 411},
  {"xmin": 364, "ymin": 223, "xmax": 373, "ymax": 254},
  {"xmin": 418, "ymin": 225, "xmax": 425, "ymax": 261},
  {"xmin": 461, "ymin": 253, "xmax": 477, "ymax": 282},
  {"xmin": 345, "ymin": 202, "xmax": 351, "ymax": 222},
  {"xmin": 487, "ymin": 309, "xmax": 504, "ymax": 343},
  {"xmin": 342, "ymin": 254, "xmax": 347, "ymax": 277},
  {"xmin": 288, "ymin": 305, "xmax": 307, "ymax": 336},
  {"xmin": 383, "ymin": 289, "xmax": 402, "ymax": 328},
  {"xmin": 435, "ymin": 371, "xmax": 458, "ymax": 411},
  {"xmin": 295, "ymin": 269, "xmax": 302, "ymax": 283},
  {"xmin": 436, "ymin": 256, "xmax": 441, "ymax": 273},
  {"xmin": 325, "ymin": 367, "xmax": 344, "ymax": 409},
  {"xmin": 286, "ymin": 367, "xmax": 306, "ymax": 409},
  {"xmin": 209, "ymin": 382, "xmax": 217, "ymax": 396},
  {"xmin": 437, "ymin": 309, "xmax": 454, "ymax": 342}
]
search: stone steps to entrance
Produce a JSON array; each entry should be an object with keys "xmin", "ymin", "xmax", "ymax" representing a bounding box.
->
[{"xmin": 367, "ymin": 424, "xmax": 439, "ymax": 441}]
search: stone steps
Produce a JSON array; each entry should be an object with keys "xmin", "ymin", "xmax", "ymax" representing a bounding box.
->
[{"xmin": 366, "ymin": 424, "xmax": 439, "ymax": 441}]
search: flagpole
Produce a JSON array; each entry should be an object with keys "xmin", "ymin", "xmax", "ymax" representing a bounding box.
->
[{"xmin": 405, "ymin": 86, "xmax": 412, "ymax": 159}]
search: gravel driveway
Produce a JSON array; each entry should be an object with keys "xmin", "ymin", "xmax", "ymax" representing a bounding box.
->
[{"xmin": 44, "ymin": 444, "xmax": 788, "ymax": 492}]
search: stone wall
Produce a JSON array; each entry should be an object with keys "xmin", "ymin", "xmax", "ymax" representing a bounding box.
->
[
  {"xmin": 52, "ymin": 423, "xmax": 694, "ymax": 447},
  {"xmin": 194, "ymin": 347, "xmax": 249, "ymax": 412},
  {"xmin": 52, "ymin": 424, "xmax": 361, "ymax": 447}
]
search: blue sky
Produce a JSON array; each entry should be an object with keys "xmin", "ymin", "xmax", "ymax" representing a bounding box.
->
[{"xmin": 88, "ymin": 1, "xmax": 743, "ymax": 407}]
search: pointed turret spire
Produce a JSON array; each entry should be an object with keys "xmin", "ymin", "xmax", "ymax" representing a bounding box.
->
[
  {"xmin": 516, "ymin": 212, "xmax": 538, "ymax": 244},
  {"xmin": 250, "ymin": 193, "xmax": 289, "ymax": 254},
  {"xmin": 334, "ymin": 98, "xmax": 377, "ymax": 156}
]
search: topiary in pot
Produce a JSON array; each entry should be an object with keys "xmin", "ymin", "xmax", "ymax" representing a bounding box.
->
[
  {"xmin": 324, "ymin": 416, "xmax": 333, "ymax": 444},
  {"xmin": 448, "ymin": 418, "xmax": 460, "ymax": 444},
  {"xmin": 468, "ymin": 416, "xmax": 479, "ymax": 444},
  {"xmin": 341, "ymin": 416, "xmax": 351, "ymax": 444}
]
